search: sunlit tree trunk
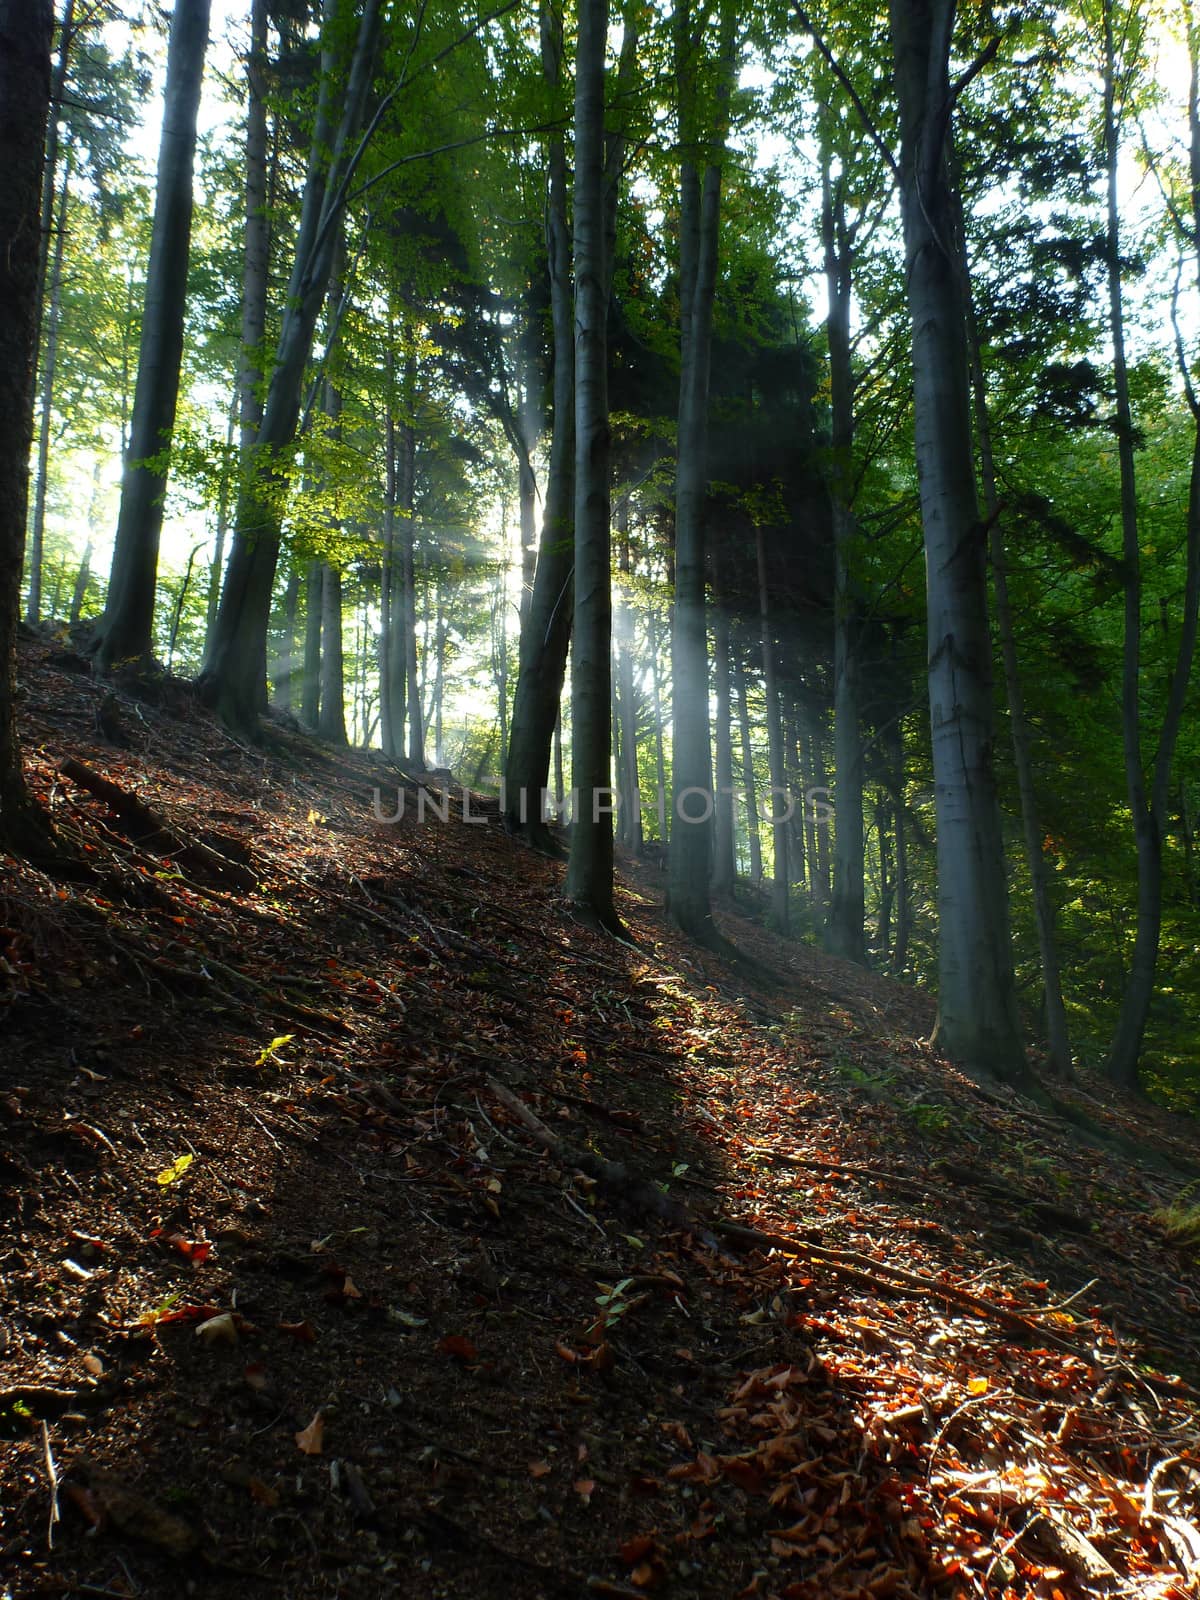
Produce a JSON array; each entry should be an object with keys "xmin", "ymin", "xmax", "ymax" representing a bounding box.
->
[
  {"xmin": 710, "ymin": 593, "xmax": 736, "ymax": 896},
  {"xmin": 504, "ymin": 0, "xmax": 575, "ymax": 845},
  {"xmin": 199, "ymin": 0, "xmax": 381, "ymax": 733},
  {"xmin": 889, "ymin": 0, "xmax": 1027, "ymax": 1083},
  {"xmin": 735, "ymin": 657, "xmax": 762, "ymax": 885},
  {"xmin": 821, "ymin": 138, "xmax": 867, "ymax": 963},
  {"xmin": 94, "ymin": 0, "xmax": 210, "ymax": 671},
  {"xmin": 317, "ymin": 563, "xmax": 347, "ymax": 745},
  {"xmin": 0, "ymin": 0, "xmax": 55, "ymax": 854},
  {"xmin": 301, "ymin": 559, "xmax": 321, "ymax": 726},
  {"xmin": 564, "ymin": 0, "xmax": 621, "ymax": 929},
  {"xmin": 667, "ymin": 0, "xmax": 736, "ymax": 944},
  {"xmin": 27, "ymin": 143, "xmax": 72, "ymax": 627},
  {"xmin": 274, "ymin": 566, "xmax": 299, "ymax": 711},
  {"xmin": 757, "ymin": 528, "xmax": 789, "ymax": 930},
  {"xmin": 614, "ymin": 501, "xmax": 642, "ymax": 853}
]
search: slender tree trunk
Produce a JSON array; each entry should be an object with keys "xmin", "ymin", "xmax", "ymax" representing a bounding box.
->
[
  {"xmin": 735, "ymin": 657, "xmax": 762, "ymax": 884},
  {"xmin": 166, "ymin": 541, "xmax": 203, "ymax": 670},
  {"xmin": 273, "ymin": 566, "xmax": 299, "ymax": 711},
  {"xmin": 401, "ymin": 432, "xmax": 423, "ymax": 768},
  {"xmin": 957, "ymin": 206, "xmax": 1072, "ymax": 1076},
  {"xmin": 889, "ymin": 0, "xmax": 1027, "ymax": 1083},
  {"xmin": 757, "ymin": 528, "xmax": 789, "ymax": 930},
  {"xmin": 615, "ymin": 503, "xmax": 642, "ymax": 854},
  {"xmin": 317, "ymin": 562, "xmax": 347, "ymax": 744},
  {"xmin": 564, "ymin": 0, "xmax": 621, "ymax": 929},
  {"xmin": 239, "ymin": 0, "xmax": 269, "ymax": 452},
  {"xmin": 821, "ymin": 139, "xmax": 867, "ymax": 962},
  {"xmin": 70, "ymin": 542, "xmax": 92, "ymax": 626},
  {"xmin": 94, "ymin": 0, "xmax": 210, "ymax": 670},
  {"xmin": 503, "ymin": 0, "xmax": 574, "ymax": 843},
  {"xmin": 667, "ymin": 0, "xmax": 736, "ymax": 944},
  {"xmin": 1103, "ymin": 2, "xmax": 1200, "ymax": 1086},
  {"xmin": 553, "ymin": 709, "xmax": 565, "ymax": 822},
  {"xmin": 199, "ymin": 0, "xmax": 381, "ymax": 732},
  {"xmin": 301, "ymin": 559, "xmax": 321, "ymax": 727},
  {"xmin": 645, "ymin": 611, "xmax": 668, "ymax": 843},
  {"xmin": 711, "ymin": 593, "xmax": 736, "ymax": 895},
  {"xmin": 27, "ymin": 143, "xmax": 72, "ymax": 626},
  {"xmin": 0, "ymin": 0, "xmax": 54, "ymax": 855}
]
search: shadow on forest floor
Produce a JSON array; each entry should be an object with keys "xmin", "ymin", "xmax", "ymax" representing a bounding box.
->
[{"xmin": 2, "ymin": 637, "xmax": 1200, "ymax": 1600}]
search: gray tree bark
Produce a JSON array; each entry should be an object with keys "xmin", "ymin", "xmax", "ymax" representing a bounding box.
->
[
  {"xmin": 199, "ymin": 0, "xmax": 381, "ymax": 733},
  {"xmin": 821, "ymin": 139, "xmax": 867, "ymax": 963},
  {"xmin": 889, "ymin": 0, "xmax": 1027, "ymax": 1083},
  {"xmin": 94, "ymin": 0, "xmax": 210, "ymax": 671},
  {"xmin": 1103, "ymin": 1, "xmax": 1200, "ymax": 1088},
  {"xmin": 667, "ymin": 0, "xmax": 736, "ymax": 944},
  {"xmin": 564, "ymin": 0, "xmax": 621, "ymax": 929},
  {"xmin": 757, "ymin": 528, "xmax": 789, "ymax": 931}
]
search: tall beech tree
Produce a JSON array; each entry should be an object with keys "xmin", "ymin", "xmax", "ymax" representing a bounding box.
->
[
  {"xmin": 667, "ymin": 0, "xmax": 738, "ymax": 944},
  {"xmin": 0, "ymin": 0, "xmax": 54, "ymax": 855},
  {"xmin": 93, "ymin": 0, "xmax": 211, "ymax": 672},
  {"xmin": 888, "ymin": 0, "xmax": 1028, "ymax": 1084},
  {"xmin": 200, "ymin": 0, "xmax": 382, "ymax": 733},
  {"xmin": 564, "ymin": 0, "xmax": 620, "ymax": 929},
  {"xmin": 1099, "ymin": 0, "xmax": 1200, "ymax": 1089}
]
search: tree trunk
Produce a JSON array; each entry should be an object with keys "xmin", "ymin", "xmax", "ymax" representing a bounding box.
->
[
  {"xmin": 757, "ymin": 528, "xmax": 789, "ymax": 931},
  {"xmin": 615, "ymin": 501, "xmax": 642, "ymax": 854},
  {"xmin": 957, "ymin": 201, "xmax": 1072, "ymax": 1077},
  {"xmin": 0, "ymin": 0, "xmax": 55, "ymax": 854},
  {"xmin": 821, "ymin": 138, "xmax": 867, "ymax": 963},
  {"xmin": 317, "ymin": 563, "xmax": 347, "ymax": 744},
  {"xmin": 1103, "ymin": 2, "xmax": 1200, "ymax": 1086},
  {"xmin": 649, "ymin": 610, "xmax": 669, "ymax": 843},
  {"xmin": 564, "ymin": 0, "xmax": 620, "ymax": 929},
  {"xmin": 273, "ymin": 565, "xmax": 300, "ymax": 711},
  {"xmin": 734, "ymin": 657, "xmax": 762, "ymax": 884},
  {"xmin": 301, "ymin": 559, "xmax": 321, "ymax": 727},
  {"xmin": 199, "ymin": 0, "xmax": 381, "ymax": 733},
  {"xmin": 710, "ymin": 590, "xmax": 736, "ymax": 896},
  {"xmin": 667, "ymin": 0, "xmax": 736, "ymax": 944},
  {"xmin": 27, "ymin": 143, "xmax": 72, "ymax": 627},
  {"xmin": 504, "ymin": 0, "xmax": 576, "ymax": 844},
  {"xmin": 94, "ymin": 0, "xmax": 210, "ymax": 670},
  {"xmin": 889, "ymin": 0, "xmax": 1027, "ymax": 1083},
  {"xmin": 239, "ymin": 0, "xmax": 269, "ymax": 452}
]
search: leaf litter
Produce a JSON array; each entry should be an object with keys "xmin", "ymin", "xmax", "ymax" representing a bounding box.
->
[{"xmin": 1, "ymin": 638, "xmax": 1199, "ymax": 1598}]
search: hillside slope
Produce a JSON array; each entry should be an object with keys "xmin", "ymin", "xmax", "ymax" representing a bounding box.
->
[{"xmin": 2, "ymin": 640, "xmax": 1199, "ymax": 1600}]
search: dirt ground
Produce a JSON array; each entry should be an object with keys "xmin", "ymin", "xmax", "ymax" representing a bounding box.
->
[{"xmin": 2, "ymin": 639, "xmax": 1199, "ymax": 1600}]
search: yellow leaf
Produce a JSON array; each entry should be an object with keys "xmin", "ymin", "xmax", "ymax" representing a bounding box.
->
[
  {"xmin": 967, "ymin": 1376, "xmax": 989, "ymax": 1395},
  {"xmin": 156, "ymin": 1153, "xmax": 194, "ymax": 1186}
]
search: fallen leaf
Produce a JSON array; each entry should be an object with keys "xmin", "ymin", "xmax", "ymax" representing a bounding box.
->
[
  {"xmin": 247, "ymin": 1476, "xmax": 279, "ymax": 1507},
  {"xmin": 278, "ymin": 1318, "xmax": 317, "ymax": 1343},
  {"xmin": 438, "ymin": 1334, "xmax": 478, "ymax": 1363},
  {"xmin": 156, "ymin": 1153, "xmax": 194, "ymax": 1187},
  {"xmin": 573, "ymin": 1477, "xmax": 596, "ymax": 1504},
  {"xmin": 244, "ymin": 1362, "xmax": 269, "ymax": 1391},
  {"xmin": 195, "ymin": 1313, "xmax": 239, "ymax": 1346},
  {"xmin": 967, "ymin": 1376, "xmax": 989, "ymax": 1395},
  {"xmin": 528, "ymin": 1460, "xmax": 553, "ymax": 1479},
  {"xmin": 620, "ymin": 1533, "xmax": 658, "ymax": 1565},
  {"xmin": 295, "ymin": 1412, "xmax": 324, "ymax": 1454}
]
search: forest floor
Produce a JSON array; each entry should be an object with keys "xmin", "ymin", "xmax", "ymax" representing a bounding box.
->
[{"xmin": 2, "ymin": 638, "xmax": 1200, "ymax": 1600}]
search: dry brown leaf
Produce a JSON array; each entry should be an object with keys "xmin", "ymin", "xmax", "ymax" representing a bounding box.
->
[{"xmin": 295, "ymin": 1411, "xmax": 324, "ymax": 1454}]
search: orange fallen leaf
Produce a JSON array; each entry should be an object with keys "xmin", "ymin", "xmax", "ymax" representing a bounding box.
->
[
  {"xmin": 528, "ymin": 1460, "xmax": 552, "ymax": 1479},
  {"xmin": 295, "ymin": 1412, "xmax": 324, "ymax": 1454},
  {"xmin": 574, "ymin": 1477, "xmax": 596, "ymax": 1504}
]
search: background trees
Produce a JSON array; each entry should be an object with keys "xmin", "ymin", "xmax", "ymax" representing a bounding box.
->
[{"xmin": 14, "ymin": 0, "xmax": 1200, "ymax": 1104}]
